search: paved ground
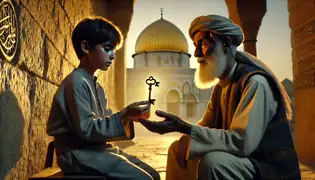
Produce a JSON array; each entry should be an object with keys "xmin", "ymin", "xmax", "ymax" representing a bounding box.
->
[
  {"xmin": 113, "ymin": 136, "xmax": 315, "ymax": 180},
  {"xmin": 114, "ymin": 136, "xmax": 178, "ymax": 180}
]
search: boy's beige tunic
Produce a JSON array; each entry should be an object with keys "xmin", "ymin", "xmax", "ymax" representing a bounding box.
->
[{"xmin": 46, "ymin": 68, "xmax": 132, "ymax": 174}]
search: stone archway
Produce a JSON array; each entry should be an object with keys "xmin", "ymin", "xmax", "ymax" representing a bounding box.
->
[
  {"xmin": 166, "ymin": 89, "xmax": 180, "ymax": 116},
  {"xmin": 183, "ymin": 82, "xmax": 191, "ymax": 95},
  {"xmin": 225, "ymin": 0, "xmax": 266, "ymax": 56},
  {"xmin": 185, "ymin": 93, "xmax": 197, "ymax": 119}
]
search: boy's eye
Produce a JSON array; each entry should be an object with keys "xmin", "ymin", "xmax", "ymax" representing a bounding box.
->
[{"xmin": 104, "ymin": 46, "xmax": 113, "ymax": 52}]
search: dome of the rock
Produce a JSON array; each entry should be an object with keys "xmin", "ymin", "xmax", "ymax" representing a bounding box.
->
[{"xmin": 135, "ymin": 18, "xmax": 189, "ymax": 53}]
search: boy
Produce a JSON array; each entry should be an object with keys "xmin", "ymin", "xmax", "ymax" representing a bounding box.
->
[{"xmin": 46, "ymin": 17, "xmax": 160, "ymax": 180}]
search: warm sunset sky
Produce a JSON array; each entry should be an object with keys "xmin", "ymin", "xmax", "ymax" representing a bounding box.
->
[{"xmin": 125, "ymin": 0, "xmax": 292, "ymax": 81}]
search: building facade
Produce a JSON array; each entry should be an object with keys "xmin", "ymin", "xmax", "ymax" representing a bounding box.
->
[{"xmin": 126, "ymin": 15, "xmax": 213, "ymax": 136}]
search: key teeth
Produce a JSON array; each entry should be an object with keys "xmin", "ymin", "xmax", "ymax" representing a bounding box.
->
[{"xmin": 150, "ymin": 99, "xmax": 156, "ymax": 105}]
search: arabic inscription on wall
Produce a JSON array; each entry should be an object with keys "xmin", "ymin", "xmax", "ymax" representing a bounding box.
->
[
  {"xmin": 0, "ymin": 0, "xmax": 18, "ymax": 61},
  {"xmin": 295, "ymin": 20, "xmax": 315, "ymax": 89}
]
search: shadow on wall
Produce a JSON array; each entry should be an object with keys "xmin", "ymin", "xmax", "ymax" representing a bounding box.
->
[{"xmin": 0, "ymin": 91, "xmax": 25, "ymax": 179}]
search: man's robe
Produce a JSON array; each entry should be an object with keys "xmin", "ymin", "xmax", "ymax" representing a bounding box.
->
[{"xmin": 186, "ymin": 52, "xmax": 300, "ymax": 179}]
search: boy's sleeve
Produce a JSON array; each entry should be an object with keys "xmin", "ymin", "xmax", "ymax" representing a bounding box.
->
[{"xmin": 64, "ymin": 81, "xmax": 127, "ymax": 142}]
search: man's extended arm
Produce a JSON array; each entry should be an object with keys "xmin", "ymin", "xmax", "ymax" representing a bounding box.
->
[{"xmin": 188, "ymin": 75, "xmax": 278, "ymax": 159}]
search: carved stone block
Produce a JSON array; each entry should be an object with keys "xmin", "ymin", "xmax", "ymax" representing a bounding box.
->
[
  {"xmin": 296, "ymin": 55, "xmax": 315, "ymax": 89},
  {"xmin": 293, "ymin": 20, "xmax": 315, "ymax": 46}
]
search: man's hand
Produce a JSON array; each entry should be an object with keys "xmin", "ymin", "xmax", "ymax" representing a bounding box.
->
[
  {"xmin": 139, "ymin": 110, "xmax": 193, "ymax": 135},
  {"xmin": 177, "ymin": 135, "xmax": 190, "ymax": 168},
  {"xmin": 121, "ymin": 101, "xmax": 150, "ymax": 122}
]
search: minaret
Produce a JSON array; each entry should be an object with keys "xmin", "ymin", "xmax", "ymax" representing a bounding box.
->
[{"xmin": 160, "ymin": 8, "xmax": 163, "ymax": 19}]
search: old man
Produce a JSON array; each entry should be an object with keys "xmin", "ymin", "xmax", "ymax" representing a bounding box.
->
[{"xmin": 140, "ymin": 14, "xmax": 300, "ymax": 180}]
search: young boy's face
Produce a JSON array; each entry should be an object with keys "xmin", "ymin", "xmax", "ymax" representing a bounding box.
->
[{"xmin": 87, "ymin": 41, "xmax": 116, "ymax": 71}]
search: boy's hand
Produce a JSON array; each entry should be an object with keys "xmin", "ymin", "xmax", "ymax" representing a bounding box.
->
[{"xmin": 121, "ymin": 100, "xmax": 150, "ymax": 122}]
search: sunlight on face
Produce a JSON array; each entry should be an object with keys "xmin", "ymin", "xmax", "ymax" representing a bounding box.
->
[
  {"xmin": 194, "ymin": 44, "xmax": 227, "ymax": 89},
  {"xmin": 194, "ymin": 63, "xmax": 220, "ymax": 89}
]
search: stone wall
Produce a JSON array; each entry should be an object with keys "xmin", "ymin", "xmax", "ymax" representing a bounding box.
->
[
  {"xmin": 0, "ymin": 0, "xmax": 133, "ymax": 179},
  {"xmin": 288, "ymin": 0, "xmax": 315, "ymax": 166}
]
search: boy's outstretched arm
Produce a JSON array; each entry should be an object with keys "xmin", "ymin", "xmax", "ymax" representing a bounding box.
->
[{"xmin": 65, "ymin": 81, "xmax": 127, "ymax": 143}]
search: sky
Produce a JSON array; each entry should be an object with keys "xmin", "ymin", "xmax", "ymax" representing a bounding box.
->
[{"xmin": 125, "ymin": 0, "xmax": 292, "ymax": 81}]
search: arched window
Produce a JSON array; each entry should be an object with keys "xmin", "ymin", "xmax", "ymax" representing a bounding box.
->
[
  {"xmin": 183, "ymin": 82, "xmax": 190, "ymax": 95},
  {"xmin": 166, "ymin": 90, "xmax": 180, "ymax": 116},
  {"xmin": 186, "ymin": 93, "xmax": 197, "ymax": 118},
  {"xmin": 157, "ymin": 56, "xmax": 161, "ymax": 65}
]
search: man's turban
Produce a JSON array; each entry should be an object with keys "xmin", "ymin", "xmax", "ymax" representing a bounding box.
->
[{"xmin": 189, "ymin": 15, "xmax": 244, "ymax": 46}]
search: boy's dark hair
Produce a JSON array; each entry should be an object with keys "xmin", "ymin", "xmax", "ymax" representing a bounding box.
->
[{"xmin": 71, "ymin": 16, "xmax": 124, "ymax": 58}]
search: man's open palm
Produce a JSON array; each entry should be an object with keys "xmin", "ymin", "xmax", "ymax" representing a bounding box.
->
[{"xmin": 139, "ymin": 110, "xmax": 192, "ymax": 135}]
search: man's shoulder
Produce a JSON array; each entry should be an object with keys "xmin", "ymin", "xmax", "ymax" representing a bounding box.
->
[
  {"xmin": 238, "ymin": 63, "xmax": 265, "ymax": 76},
  {"xmin": 246, "ymin": 74, "xmax": 270, "ymax": 87},
  {"xmin": 238, "ymin": 63, "xmax": 269, "ymax": 82}
]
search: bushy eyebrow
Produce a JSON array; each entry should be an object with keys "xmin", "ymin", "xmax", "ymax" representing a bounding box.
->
[
  {"xmin": 195, "ymin": 38, "xmax": 213, "ymax": 48},
  {"xmin": 193, "ymin": 39, "xmax": 202, "ymax": 47}
]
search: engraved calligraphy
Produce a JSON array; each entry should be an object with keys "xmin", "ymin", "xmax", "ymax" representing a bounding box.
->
[
  {"xmin": 297, "ymin": 55, "xmax": 315, "ymax": 89},
  {"xmin": 298, "ymin": 55, "xmax": 315, "ymax": 73},
  {"xmin": 294, "ymin": 20, "xmax": 315, "ymax": 45},
  {"xmin": 295, "ymin": 39, "xmax": 315, "ymax": 56},
  {"xmin": 0, "ymin": 0, "xmax": 18, "ymax": 61},
  {"xmin": 295, "ymin": 71, "xmax": 315, "ymax": 89}
]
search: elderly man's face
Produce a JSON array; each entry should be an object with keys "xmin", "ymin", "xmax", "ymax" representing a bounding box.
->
[{"xmin": 193, "ymin": 31, "xmax": 228, "ymax": 89}]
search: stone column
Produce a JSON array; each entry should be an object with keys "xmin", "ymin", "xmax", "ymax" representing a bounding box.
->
[
  {"xmin": 92, "ymin": 0, "xmax": 134, "ymax": 110},
  {"xmin": 288, "ymin": 0, "xmax": 315, "ymax": 166},
  {"xmin": 225, "ymin": 0, "xmax": 266, "ymax": 56}
]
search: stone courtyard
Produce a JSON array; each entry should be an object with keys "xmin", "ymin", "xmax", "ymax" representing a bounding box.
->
[
  {"xmin": 114, "ymin": 136, "xmax": 315, "ymax": 180},
  {"xmin": 117, "ymin": 136, "xmax": 180, "ymax": 180}
]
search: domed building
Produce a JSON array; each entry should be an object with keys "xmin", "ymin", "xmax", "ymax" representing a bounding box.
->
[{"xmin": 126, "ymin": 12, "xmax": 213, "ymax": 135}]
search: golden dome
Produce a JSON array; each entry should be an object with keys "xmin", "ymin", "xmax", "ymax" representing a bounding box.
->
[{"xmin": 135, "ymin": 18, "xmax": 189, "ymax": 53}]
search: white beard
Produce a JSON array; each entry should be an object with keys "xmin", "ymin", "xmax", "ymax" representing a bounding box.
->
[{"xmin": 194, "ymin": 56, "xmax": 227, "ymax": 89}]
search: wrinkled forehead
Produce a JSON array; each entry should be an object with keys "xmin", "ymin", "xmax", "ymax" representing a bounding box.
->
[
  {"xmin": 193, "ymin": 31, "xmax": 207, "ymax": 41},
  {"xmin": 193, "ymin": 31, "xmax": 216, "ymax": 45},
  {"xmin": 193, "ymin": 31, "xmax": 208, "ymax": 44}
]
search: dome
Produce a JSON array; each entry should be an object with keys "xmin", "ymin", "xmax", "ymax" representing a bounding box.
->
[{"xmin": 135, "ymin": 18, "xmax": 189, "ymax": 54}]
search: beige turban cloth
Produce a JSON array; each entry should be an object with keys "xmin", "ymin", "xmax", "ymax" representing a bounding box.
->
[{"xmin": 189, "ymin": 14, "xmax": 244, "ymax": 46}]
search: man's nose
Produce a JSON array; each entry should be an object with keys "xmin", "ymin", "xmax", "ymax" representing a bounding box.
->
[{"xmin": 194, "ymin": 48, "xmax": 204, "ymax": 58}]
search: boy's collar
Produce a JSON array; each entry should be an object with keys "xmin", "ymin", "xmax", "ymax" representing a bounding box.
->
[{"xmin": 75, "ymin": 68, "xmax": 98, "ymax": 82}]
